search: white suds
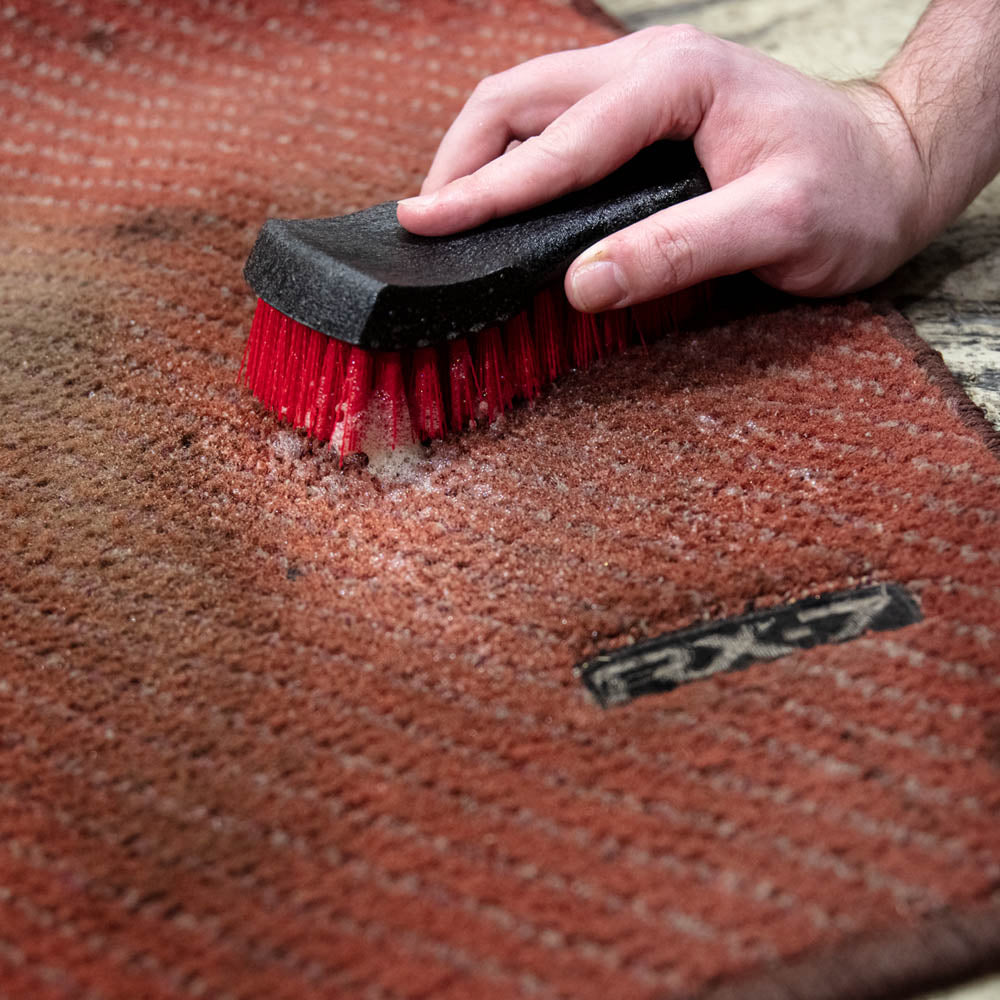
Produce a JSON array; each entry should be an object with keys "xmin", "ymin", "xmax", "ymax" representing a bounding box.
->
[
  {"xmin": 357, "ymin": 391, "xmax": 429, "ymax": 483},
  {"xmin": 271, "ymin": 430, "xmax": 305, "ymax": 461}
]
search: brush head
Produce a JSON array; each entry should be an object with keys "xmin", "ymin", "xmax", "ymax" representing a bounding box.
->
[{"xmin": 243, "ymin": 140, "xmax": 710, "ymax": 351}]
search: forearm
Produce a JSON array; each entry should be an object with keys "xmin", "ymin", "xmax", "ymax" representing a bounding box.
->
[{"xmin": 877, "ymin": 0, "xmax": 1000, "ymax": 235}]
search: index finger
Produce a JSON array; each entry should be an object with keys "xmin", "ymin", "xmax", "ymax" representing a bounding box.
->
[
  {"xmin": 420, "ymin": 45, "xmax": 624, "ymax": 195},
  {"xmin": 399, "ymin": 67, "xmax": 689, "ymax": 236}
]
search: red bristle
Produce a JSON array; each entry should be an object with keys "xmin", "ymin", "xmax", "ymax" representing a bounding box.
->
[
  {"xmin": 409, "ymin": 346, "xmax": 446, "ymax": 441},
  {"xmin": 266, "ymin": 311, "xmax": 292, "ymax": 412},
  {"xmin": 373, "ymin": 351, "xmax": 408, "ymax": 448},
  {"xmin": 309, "ymin": 338, "xmax": 340, "ymax": 441},
  {"xmin": 503, "ymin": 309, "xmax": 541, "ymax": 401},
  {"xmin": 240, "ymin": 299, "xmax": 267, "ymax": 384},
  {"xmin": 250, "ymin": 301, "xmax": 274, "ymax": 392},
  {"xmin": 291, "ymin": 321, "xmax": 324, "ymax": 428},
  {"xmin": 247, "ymin": 301, "xmax": 279, "ymax": 406},
  {"xmin": 338, "ymin": 345, "xmax": 374, "ymax": 457},
  {"xmin": 681, "ymin": 281, "xmax": 711, "ymax": 319},
  {"xmin": 602, "ymin": 307, "xmax": 630, "ymax": 356},
  {"xmin": 532, "ymin": 287, "xmax": 567, "ymax": 381},
  {"xmin": 241, "ymin": 286, "xmax": 709, "ymax": 456},
  {"xmin": 257, "ymin": 308, "xmax": 278, "ymax": 409},
  {"xmin": 278, "ymin": 317, "xmax": 307, "ymax": 420},
  {"xmin": 630, "ymin": 298, "xmax": 671, "ymax": 345},
  {"xmin": 476, "ymin": 326, "xmax": 513, "ymax": 421},
  {"xmin": 569, "ymin": 308, "xmax": 603, "ymax": 370},
  {"xmin": 659, "ymin": 296, "xmax": 680, "ymax": 330},
  {"xmin": 243, "ymin": 302, "xmax": 337, "ymax": 436},
  {"xmin": 447, "ymin": 338, "xmax": 479, "ymax": 432}
]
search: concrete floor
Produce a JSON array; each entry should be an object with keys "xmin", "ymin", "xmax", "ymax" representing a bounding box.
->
[{"xmin": 598, "ymin": 2, "xmax": 1000, "ymax": 998}]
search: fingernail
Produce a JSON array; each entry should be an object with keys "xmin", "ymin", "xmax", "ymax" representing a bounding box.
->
[
  {"xmin": 398, "ymin": 191, "xmax": 438, "ymax": 210},
  {"xmin": 571, "ymin": 260, "xmax": 627, "ymax": 312}
]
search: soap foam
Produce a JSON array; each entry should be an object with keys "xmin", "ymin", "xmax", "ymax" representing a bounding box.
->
[
  {"xmin": 271, "ymin": 429, "xmax": 305, "ymax": 461},
  {"xmin": 347, "ymin": 390, "xmax": 431, "ymax": 486}
]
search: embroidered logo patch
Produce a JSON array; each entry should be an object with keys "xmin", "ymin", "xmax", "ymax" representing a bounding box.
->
[{"xmin": 578, "ymin": 583, "xmax": 921, "ymax": 708}]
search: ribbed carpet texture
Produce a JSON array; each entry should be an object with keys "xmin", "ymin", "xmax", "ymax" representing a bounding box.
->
[{"xmin": 2, "ymin": 2, "xmax": 1000, "ymax": 999}]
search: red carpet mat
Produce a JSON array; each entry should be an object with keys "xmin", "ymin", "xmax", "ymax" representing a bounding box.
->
[{"xmin": 1, "ymin": 3, "xmax": 999, "ymax": 999}]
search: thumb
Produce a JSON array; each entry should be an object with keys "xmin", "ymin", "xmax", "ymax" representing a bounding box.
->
[{"xmin": 565, "ymin": 169, "xmax": 804, "ymax": 311}]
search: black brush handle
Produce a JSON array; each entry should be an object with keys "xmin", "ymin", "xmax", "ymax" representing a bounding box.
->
[{"xmin": 243, "ymin": 140, "xmax": 710, "ymax": 351}]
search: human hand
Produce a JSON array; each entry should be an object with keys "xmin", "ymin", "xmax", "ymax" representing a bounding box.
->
[{"xmin": 395, "ymin": 26, "xmax": 935, "ymax": 312}]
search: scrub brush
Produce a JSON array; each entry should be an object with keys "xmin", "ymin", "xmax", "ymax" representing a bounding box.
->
[{"xmin": 240, "ymin": 139, "xmax": 710, "ymax": 458}]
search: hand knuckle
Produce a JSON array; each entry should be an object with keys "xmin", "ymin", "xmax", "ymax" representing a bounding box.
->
[
  {"xmin": 665, "ymin": 22, "xmax": 707, "ymax": 48},
  {"xmin": 644, "ymin": 222, "xmax": 697, "ymax": 290},
  {"xmin": 771, "ymin": 175, "xmax": 818, "ymax": 245},
  {"xmin": 528, "ymin": 130, "xmax": 583, "ymax": 187},
  {"xmin": 637, "ymin": 22, "xmax": 708, "ymax": 54},
  {"xmin": 470, "ymin": 72, "xmax": 507, "ymax": 105}
]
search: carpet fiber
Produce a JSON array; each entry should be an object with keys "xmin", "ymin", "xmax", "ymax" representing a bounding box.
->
[{"xmin": 1, "ymin": 2, "xmax": 999, "ymax": 999}]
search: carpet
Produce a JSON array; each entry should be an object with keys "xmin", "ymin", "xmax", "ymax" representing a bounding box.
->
[{"xmin": 1, "ymin": 2, "xmax": 999, "ymax": 999}]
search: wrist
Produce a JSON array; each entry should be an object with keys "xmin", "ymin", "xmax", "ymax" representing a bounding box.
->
[
  {"xmin": 872, "ymin": 0, "xmax": 1000, "ymax": 240},
  {"xmin": 840, "ymin": 79, "xmax": 941, "ymax": 258}
]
